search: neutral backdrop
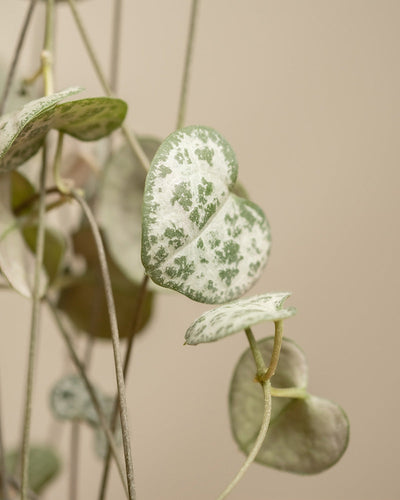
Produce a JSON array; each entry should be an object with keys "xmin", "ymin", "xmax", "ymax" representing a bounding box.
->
[{"xmin": 0, "ymin": 1, "xmax": 399, "ymax": 499}]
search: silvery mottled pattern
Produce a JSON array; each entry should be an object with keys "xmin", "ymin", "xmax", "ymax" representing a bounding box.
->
[
  {"xmin": 185, "ymin": 292, "xmax": 296, "ymax": 345},
  {"xmin": 141, "ymin": 125, "xmax": 271, "ymax": 304}
]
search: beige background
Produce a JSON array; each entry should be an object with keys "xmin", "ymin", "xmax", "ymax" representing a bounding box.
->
[{"xmin": 0, "ymin": 1, "xmax": 399, "ymax": 499}]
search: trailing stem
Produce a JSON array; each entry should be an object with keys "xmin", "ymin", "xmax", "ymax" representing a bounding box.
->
[
  {"xmin": 66, "ymin": 0, "xmax": 149, "ymax": 172},
  {"xmin": 176, "ymin": 0, "xmax": 200, "ymax": 130},
  {"xmin": 47, "ymin": 301, "xmax": 129, "ymax": 499},
  {"xmin": 71, "ymin": 192, "xmax": 136, "ymax": 500},
  {"xmin": 98, "ymin": 274, "xmax": 149, "ymax": 500},
  {"xmin": 0, "ymin": 0, "xmax": 38, "ymax": 116},
  {"xmin": 0, "ymin": 380, "xmax": 10, "ymax": 500}
]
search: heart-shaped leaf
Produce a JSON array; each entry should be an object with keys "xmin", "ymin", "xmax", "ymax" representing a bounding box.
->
[
  {"xmin": 185, "ymin": 292, "xmax": 296, "ymax": 345},
  {"xmin": 0, "ymin": 88, "xmax": 127, "ymax": 171},
  {"xmin": 98, "ymin": 136, "xmax": 161, "ymax": 283},
  {"xmin": 6, "ymin": 445, "xmax": 61, "ymax": 494},
  {"xmin": 57, "ymin": 225, "xmax": 154, "ymax": 339},
  {"xmin": 50, "ymin": 374, "xmax": 94, "ymax": 422},
  {"xmin": 0, "ymin": 173, "xmax": 48, "ymax": 297},
  {"xmin": 142, "ymin": 125, "xmax": 271, "ymax": 304},
  {"xmin": 229, "ymin": 337, "xmax": 349, "ymax": 474}
]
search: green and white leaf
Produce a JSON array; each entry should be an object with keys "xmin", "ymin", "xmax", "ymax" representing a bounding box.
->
[
  {"xmin": 142, "ymin": 125, "xmax": 271, "ymax": 304},
  {"xmin": 0, "ymin": 88, "xmax": 127, "ymax": 171},
  {"xmin": 50, "ymin": 374, "xmax": 93, "ymax": 422},
  {"xmin": 185, "ymin": 292, "xmax": 296, "ymax": 345},
  {"xmin": 0, "ymin": 87, "xmax": 82, "ymax": 171},
  {"xmin": 229, "ymin": 337, "xmax": 349, "ymax": 474},
  {"xmin": 6, "ymin": 445, "xmax": 61, "ymax": 494},
  {"xmin": 98, "ymin": 137, "xmax": 161, "ymax": 283},
  {"xmin": 0, "ymin": 173, "xmax": 48, "ymax": 297}
]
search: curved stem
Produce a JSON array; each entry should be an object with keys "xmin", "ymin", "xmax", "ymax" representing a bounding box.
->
[
  {"xmin": 0, "ymin": 0, "xmax": 38, "ymax": 116},
  {"xmin": 261, "ymin": 320, "xmax": 283, "ymax": 382},
  {"xmin": 66, "ymin": 0, "xmax": 149, "ymax": 172},
  {"xmin": 98, "ymin": 274, "xmax": 149, "ymax": 500},
  {"xmin": 216, "ymin": 381, "xmax": 271, "ymax": 500},
  {"xmin": 71, "ymin": 192, "xmax": 136, "ymax": 500},
  {"xmin": 47, "ymin": 300, "xmax": 129, "ymax": 499},
  {"xmin": 244, "ymin": 327, "xmax": 266, "ymax": 379},
  {"xmin": 270, "ymin": 386, "xmax": 308, "ymax": 399},
  {"xmin": 176, "ymin": 0, "xmax": 200, "ymax": 130}
]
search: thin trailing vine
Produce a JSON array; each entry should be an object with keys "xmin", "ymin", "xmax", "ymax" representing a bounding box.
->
[
  {"xmin": 47, "ymin": 300, "xmax": 130, "ymax": 499},
  {"xmin": 71, "ymin": 191, "xmax": 136, "ymax": 500},
  {"xmin": 66, "ymin": 0, "xmax": 150, "ymax": 173},
  {"xmin": 176, "ymin": 0, "xmax": 200, "ymax": 130},
  {"xmin": 0, "ymin": 0, "xmax": 38, "ymax": 116},
  {"xmin": 0, "ymin": 380, "xmax": 10, "ymax": 500}
]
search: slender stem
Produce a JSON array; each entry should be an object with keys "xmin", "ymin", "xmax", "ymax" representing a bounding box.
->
[
  {"xmin": 6, "ymin": 477, "xmax": 38, "ymax": 500},
  {"xmin": 110, "ymin": 0, "xmax": 123, "ymax": 93},
  {"xmin": 41, "ymin": 0, "xmax": 55, "ymax": 96},
  {"xmin": 176, "ymin": 0, "xmax": 200, "ymax": 130},
  {"xmin": 66, "ymin": 0, "xmax": 149, "ymax": 172},
  {"xmin": 69, "ymin": 423, "xmax": 80, "ymax": 500},
  {"xmin": 20, "ymin": 143, "xmax": 48, "ymax": 500},
  {"xmin": 13, "ymin": 187, "xmax": 61, "ymax": 216},
  {"xmin": 0, "ymin": 0, "xmax": 38, "ymax": 116},
  {"xmin": 270, "ymin": 386, "xmax": 308, "ymax": 399},
  {"xmin": 262, "ymin": 320, "xmax": 283, "ymax": 382},
  {"xmin": 216, "ymin": 381, "xmax": 271, "ymax": 500},
  {"xmin": 244, "ymin": 328, "xmax": 266, "ymax": 379},
  {"xmin": 47, "ymin": 300, "xmax": 129, "ymax": 499},
  {"xmin": 0, "ymin": 379, "xmax": 10, "ymax": 500},
  {"xmin": 98, "ymin": 274, "xmax": 149, "ymax": 500},
  {"xmin": 71, "ymin": 192, "xmax": 136, "ymax": 500}
]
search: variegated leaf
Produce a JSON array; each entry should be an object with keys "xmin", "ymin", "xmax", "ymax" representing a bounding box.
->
[
  {"xmin": 0, "ymin": 87, "xmax": 82, "ymax": 171},
  {"xmin": 98, "ymin": 137, "xmax": 161, "ymax": 282},
  {"xmin": 141, "ymin": 125, "xmax": 271, "ymax": 304},
  {"xmin": 0, "ymin": 89, "xmax": 127, "ymax": 171},
  {"xmin": 185, "ymin": 293, "xmax": 296, "ymax": 345},
  {"xmin": 229, "ymin": 337, "xmax": 349, "ymax": 474}
]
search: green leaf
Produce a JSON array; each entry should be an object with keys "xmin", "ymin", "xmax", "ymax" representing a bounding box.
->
[
  {"xmin": 0, "ymin": 173, "xmax": 48, "ymax": 297},
  {"xmin": 0, "ymin": 89, "xmax": 127, "ymax": 171},
  {"xmin": 57, "ymin": 225, "xmax": 154, "ymax": 339},
  {"xmin": 98, "ymin": 136, "xmax": 161, "ymax": 282},
  {"xmin": 141, "ymin": 125, "xmax": 271, "ymax": 304},
  {"xmin": 0, "ymin": 87, "xmax": 82, "ymax": 172},
  {"xmin": 229, "ymin": 337, "xmax": 349, "ymax": 474},
  {"xmin": 6, "ymin": 445, "xmax": 61, "ymax": 494},
  {"xmin": 185, "ymin": 293, "xmax": 296, "ymax": 345},
  {"xmin": 50, "ymin": 374, "xmax": 93, "ymax": 422}
]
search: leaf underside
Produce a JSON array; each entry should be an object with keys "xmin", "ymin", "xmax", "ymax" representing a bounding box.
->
[
  {"xmin": 185, "ymin": 292, "xmax": 296, "ymax": 345},
  {"xmin": 142, "ymin": 125, "xmax": 271, "ymax": 304},
  {"xmin": 229, "ymin": 337, "xmax": 349, "ymax": 474},
  {"xmin": 0, "ymin": 88, "xmax": 127, "ymax": 171}
]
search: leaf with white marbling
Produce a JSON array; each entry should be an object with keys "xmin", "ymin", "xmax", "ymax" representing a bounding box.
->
[
  {"xmin": 185, "ymin": 293, "xmax": 295, "ymax": 345},
  {"xmin": 229, "ymin": 337, "xmax": 349, "ymax": 474},
  {"xmin": 141, "ymin": 125, "xmax": 271, "ymax": 304}
]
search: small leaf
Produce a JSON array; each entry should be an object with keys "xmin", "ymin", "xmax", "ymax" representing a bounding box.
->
[
  {"xmin": 0, "ymin": 89, "xmax": 127, "ymax": 172},
  {"xmin": 185, "ymin": 293, "xmax": 296, "ymax": 345},
  {"xmin": 50, "ymin": 374, "xmax": 93, "ymax": 422},
  {"xmin": 57, "ymin": 225, "xmax": 154, "ymax": 339},
  {"xmin": 229, "ymin": 337, "xmax": 349, "ymax": 474},
  {"xmin": 98, "ymin": 136, "xmax": 161, "ymax": 282},
  {"xmin": 141, "ymin": 125, "xmax": 271, "ymax": 304},
  {"xmin": 6, "ymin": 445, "xmax": 61, "ymax": 494},
  {"xmin": 0, "ymin": 173, "xmax": 48, "ymax": 297},
  {"xmin": 0, "ymin": 87, "xmax": 82, "ymax": 171}
]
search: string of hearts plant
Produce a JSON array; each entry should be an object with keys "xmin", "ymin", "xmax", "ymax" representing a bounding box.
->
[{"xmin": 0, "ymin": 1, "xmax": 349, "ymax": 499}]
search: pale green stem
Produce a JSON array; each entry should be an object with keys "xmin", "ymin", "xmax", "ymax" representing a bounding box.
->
[
  {"xmin": 176, "ymin": 0, "xmax": 200, "ymax": 129},
  {"xmin": 66, "ymin": 0, "xmax": 149, "ymax": 172},
  {"xmin": 98, "ymin": 274, "xmax": 149, "ymax": 500},
  {"xmin": 47, "ymin": 300, "xmax": 129, "ymax": 499},
  {"xmin": 0, "ymin": 379, "xmax": 10, "ymax": 500},
  {"xmin": 110, "ymin": 0, "xmax": 123, "ymax": 93},
  {"xmin": 244, "ymin": 327, "xmax": 266, "ymax": 379},
  {"xmin": 216, "ymin": 381, "xmax": 271, "ymax": 500},
  {"xmin": 270, "ymin": 386, "xmax": 308, "ymax": 399},
  {"xmin": 0, "ymin": 0, "xmax": 38, "ymax": 116},
  {"xmin": 71, "ymin": 192, "xmax": 136, "ymax": 500},
  {"xmin": 69, "ymin": 423, "xmax": 80, "ymax": 500},
  {"xmin": 41, "ymin": 0, "xmax": 55, "ymax": 96},
  {"xmin": 262, "ymin": 320, "xmax": 283, "ymax": 382},
  {"xmin": 20, "ymin": 143, "xmax": 48, "ymax": 500}
]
